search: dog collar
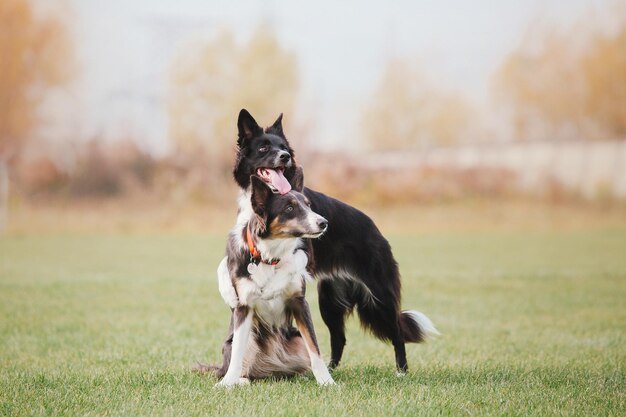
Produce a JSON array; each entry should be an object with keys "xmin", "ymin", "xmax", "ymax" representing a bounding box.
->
[{"xmin": 246, "ymin": 225, "xmax": 280, "ymax": 266}]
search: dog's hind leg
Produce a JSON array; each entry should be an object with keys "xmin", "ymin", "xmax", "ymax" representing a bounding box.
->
[
  {"xmin": 392, "ymin": 335, "xmax": 408, "ymax": 374},
  {"xmin": 318, "ymin": 278, "xmax": 354, "ymax": 369},
  {"xmin": 356, "ymin": 300, "xmax": 408, "ymax": 373},
  {"xmin": 213, "ymin": 331, "xmax": 233, "ymax": 378}
]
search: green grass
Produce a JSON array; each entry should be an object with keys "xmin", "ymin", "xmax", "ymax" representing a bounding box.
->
[{"xmin": 1, "ymin": 230, "xmax": 625, "ymax": 416}]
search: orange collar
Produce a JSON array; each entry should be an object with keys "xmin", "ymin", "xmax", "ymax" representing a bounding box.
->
[{"xmin": 246, "ymin": 225, "xmax": 280, "ymax": 266}]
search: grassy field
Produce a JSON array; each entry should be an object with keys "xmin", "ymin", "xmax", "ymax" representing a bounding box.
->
[{"xmin": 1, "ymin": 226, "xmax": 625, "ymax": 416}]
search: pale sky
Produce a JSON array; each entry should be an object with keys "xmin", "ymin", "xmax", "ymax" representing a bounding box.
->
[{"xmin": 51, "ymin": 0, "xmax": 619, "ymax": 153}]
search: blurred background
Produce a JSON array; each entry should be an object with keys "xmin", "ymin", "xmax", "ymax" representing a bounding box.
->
[{"xmin": 1, "ymin": 0, "xmax": 625, "ymax": 234}]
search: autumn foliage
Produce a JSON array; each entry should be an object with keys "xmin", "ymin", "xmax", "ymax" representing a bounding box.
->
[
  {"xmin": 362, "ymin": 59, "xmax": 478, "ymax": 150},
  {"xmin": 2, "ymin": 3, "xmax": 626, "ymax": 209},
  {"xmin": 582, "ymin": 27, "xmax": 626, "ymax": 137},
  {"xmin": 494, "ymin": 22, "xmax": 626, "ymax": 141},
  {"xmin": 168, "ymin": 27, "xmax": 299, "ymax": 167},
  {"xmin": 0, "ymin": 0, "xmax": 72, "ymax": 156}
]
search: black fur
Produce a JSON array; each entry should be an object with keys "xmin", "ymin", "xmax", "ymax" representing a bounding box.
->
[
  {"xmin": 304, "ymin": 189, "xmax": 426, "ymax": 371},
  {"xmin": 230, "ymin": 109, "xmax": 434, "ymax": 373},
  {"xmin": 234, "ymin": 110, "xmax": 296, "ymax": 191}
]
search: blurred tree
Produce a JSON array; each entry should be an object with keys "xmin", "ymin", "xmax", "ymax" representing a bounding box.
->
[
  {"xmin": 0, "ymin": 0, "xmax": 73, "ymax": 230},
  {"xmin": 493, "ymin": 30, "xmax": 587, "ymax": 140},
  {"xmin": 363, "ymin": 59, "xmax": 476, "ymax": 150},
  {"xmin": 582, "ymin": 26, "xmax": 626, "ymax": 137},
  {"xmin": 363, "ymin": 60, "xmax": 431, "ymax": 150},
  {"xmin": 428, "ymin": 93, "xmax": 476, "ymax": 146},
  {"xmin": 493, "ymin": 19, "xmax": 626, "ymax": 141},
  {"xmin": 168, "ymin": 26, "xmax": 298, "ymax": 168}
]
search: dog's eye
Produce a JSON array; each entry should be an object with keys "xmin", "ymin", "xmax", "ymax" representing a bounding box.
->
[
  {"xmin": 285, "ymin": 205, "xmax": 294, "ymax": 213},
  {"xmin": 258, "ymin": 146, "xmax": 269, "ymax": 153}
]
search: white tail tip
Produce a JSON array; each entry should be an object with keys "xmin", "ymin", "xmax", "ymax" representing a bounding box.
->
[{"xmin": 406, "ymin": 310, "xmax": 441, "ymax": 339}]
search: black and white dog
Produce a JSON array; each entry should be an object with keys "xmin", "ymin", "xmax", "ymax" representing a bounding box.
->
[
  {"xmin": 219, "ymin": 109, "xmax": 438, "ymax": 374},
  {"xmin": 213, "ymin": 174, "xmax": 334, "ymax": 387}
]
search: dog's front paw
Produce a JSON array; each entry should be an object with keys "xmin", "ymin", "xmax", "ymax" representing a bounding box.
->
[
  {"xmin": 215, "ymin": 377, "xmax": 250, "ymax": 388},
  {"xmin": 318, "ymin": 376, "xmax": 336, "ymax": 386},
  {"xmin": 315, "ymin": 373, "xmax": 335, "ymax": 386}
]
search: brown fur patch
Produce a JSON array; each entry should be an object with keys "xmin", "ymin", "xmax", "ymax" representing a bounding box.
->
[
  {"xmin": 268, "ymin": 217, "xmax": 304, "ymax": 238},
  {"xmin": 295, "ymin": 319, "xmax": 320, "ymax": 356}
]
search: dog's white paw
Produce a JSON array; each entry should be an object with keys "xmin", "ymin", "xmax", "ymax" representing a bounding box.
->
[
  {"xmin": 215, "ymin": 377, "xmax": 250, "ymax": 388},
  {"xmin": 315, "ymin": 374, "xmax": 336, "ymax": 386},
  {"xmin": 319, "ymin": 378, "xmax": 336, "ymax": 386}
]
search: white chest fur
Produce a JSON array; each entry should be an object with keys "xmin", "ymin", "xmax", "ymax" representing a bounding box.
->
[{"xmin": 237, "ymin": 250, "xmax": 310, "ymax": 326}]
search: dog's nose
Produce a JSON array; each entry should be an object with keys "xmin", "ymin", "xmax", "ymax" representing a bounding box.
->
[
  {"xmin": 317, "ymin": 219, "xmax": 328, "ymax": 231},
  {"xmin": 279, "ymin": 152, "xmax": 291, "ymax": 162}
]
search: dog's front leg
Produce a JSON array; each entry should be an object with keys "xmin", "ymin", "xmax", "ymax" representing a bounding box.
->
[
  {"xmin": 291, "ymin": 296, "xmax": 335, "ymax": 385},
  {"xmin": 216, "ymin": 305, "xmax": 253, "ymax": 387}
]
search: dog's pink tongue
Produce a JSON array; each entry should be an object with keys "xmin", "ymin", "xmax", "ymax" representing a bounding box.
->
[{"xmin": 267, "ymin": 169, "xmax": 291, "ymax": 194}]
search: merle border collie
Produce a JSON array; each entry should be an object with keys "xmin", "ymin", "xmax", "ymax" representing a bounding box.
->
[
  {"xmin": 221, "ymin": 109, "xmax": 438, "ymax": 374},
  {"xmin": 213, "ymin": 174, "xmax": 334, "ymax": 387}
]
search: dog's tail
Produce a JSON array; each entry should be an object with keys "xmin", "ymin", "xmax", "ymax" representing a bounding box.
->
[
  {"xmin": 399, "ymin": 310, "xmax": 440, "ymax": 343},
  {"xmin": 192, "ymin": 361, "xmax": 226, "ymax": 377}
]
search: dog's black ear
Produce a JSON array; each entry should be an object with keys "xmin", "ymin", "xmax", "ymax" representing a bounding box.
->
[
  {"xmin": 250, "ymin": 175, "xmax": 272, "ymax": 218},
  {"xmin": 291, "ymin": 166, "xmax": 304, "ymax": 192},
  {"xmin": 268, "ymin": 113, "xmax": 284, "ymax": 136},
  {"xmin": 237, "ymin": 109, "xmax": 262, "ymax": 147}
]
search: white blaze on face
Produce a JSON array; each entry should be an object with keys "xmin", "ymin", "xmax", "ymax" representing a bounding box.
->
[{"xmin": 306, "ymin": 212, "xmax": 326, "ymax": 234}]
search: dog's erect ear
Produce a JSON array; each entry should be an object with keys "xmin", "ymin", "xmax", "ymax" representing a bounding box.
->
[
  {"xmin": 291, "ymin": 166, "xmax": 304, "ymax": 192},
  {"xmin": 250, "ymin": 175, "xmax": 272, "ymax": 218},
  {"xmin": 268, "ymin": 113, "xmax": 284, "ymax": 136},
  {"xmin": 237, "ymin": 109, "xmax": 262, "ymax": 147}
]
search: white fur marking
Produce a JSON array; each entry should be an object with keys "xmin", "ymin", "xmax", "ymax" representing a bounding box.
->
[
  {"xmin": 301, "ymin": 338, "xmax": 335, "ymax": 385},
  {"xmin": 406, "ymin": 310, "xmax": 440, "ymax": 338},
  {"xmin": 236, "ymin": 190, "xmax": 253, "ymax": 228},
  {"xmin": 217, "ymin": 257, "xmax": 238, "ymax": 308},
  {"xmin": 305, "ymin": 211, "xmax": 324, "ymax": 232},
  {"xmin": 241, "ymin": 248, "xmax": 308, "ymax": 327},
  {"xmin": 318, "ymin": 269, "xmax": 380, "ymax": 306},
  {"xmin": 217, "ymin": 310, "xmax": 253, "ymax": 387},
  {"xmin": 227, "ymin": 190, "xmax": 254, "ymax": 253},
  {"xmin": 256, "ymin": 237, "xmax": 301, "ymax": 263}
]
